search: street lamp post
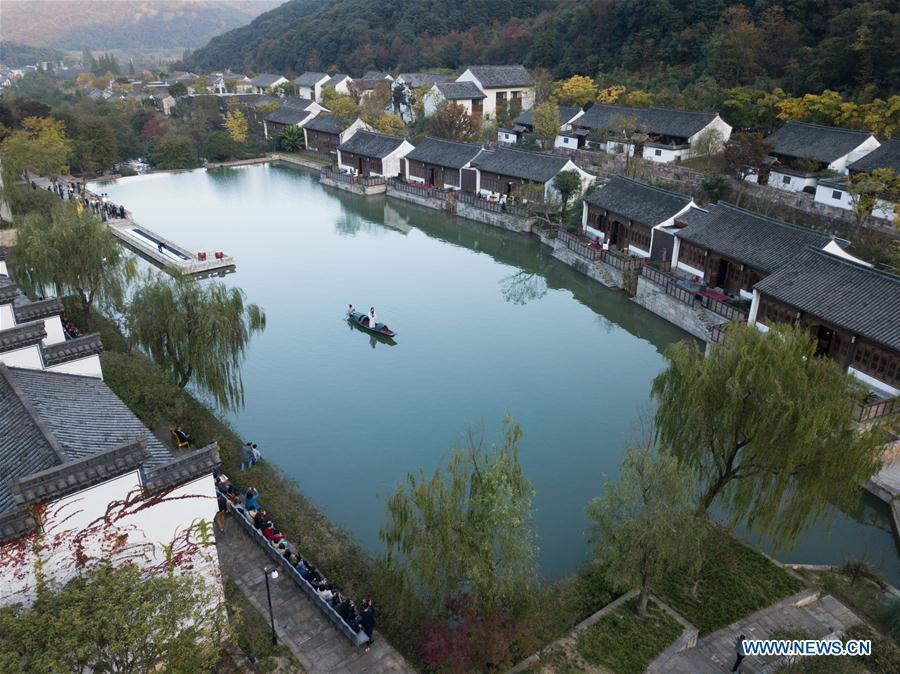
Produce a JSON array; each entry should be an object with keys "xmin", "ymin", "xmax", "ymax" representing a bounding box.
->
[{"xmin": 263, "ymin": 567, "xmax": 279, "ymax": 646}]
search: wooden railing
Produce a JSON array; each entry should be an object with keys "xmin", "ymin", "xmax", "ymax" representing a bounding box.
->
[
  {"xmin": 320, "ymin": 166, "xmax": 386, "ymax": 186},
  {"xmin": 456, "ymin": 191, "xmax": 530, "ymax": 217},
  {"xmin": 700, "ymin": 295, "xmax": 749, "ymax": 323},
  {"xmin": 388, "ymin": 178, "xmax": 446, "ymax": 200},
  {"xmin": 639, "ymin": 265, "xmax": 697, "ymax": 306},
  {"xmin": 557, "ymin": 228, "xmax": 602, "ymax": 261},
  {"xmin": 853, "ymin": 395, "xmax": 900, "ymax": 423}
]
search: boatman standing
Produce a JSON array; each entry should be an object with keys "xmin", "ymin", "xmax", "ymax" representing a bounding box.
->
[{"xmin": 369, "ymin": 307, "xmax": 377, "ymax": 328}]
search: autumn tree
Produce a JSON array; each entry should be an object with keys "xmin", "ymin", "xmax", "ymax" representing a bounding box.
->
[
  {"xmin": 10, "ymin": 203, "xmax": 136, "ymax": 328},
  {"xmin": 848, "ymin": 168, "xmax": 900, "ymax": 235},
  {"xmin": 531, "ymin": 101, "xmax": 560, "ymax": 147},
  {"xmin": 0, "ymin": 116, "xmax": 72, "ymax": 188},
  {"xmin": 374, "ymin": 113, "xmax": 407, "ymax": 136},
  {"xmin": 128, "ymin": 271, "xmax": 266, "ymax": 410},
  {"xmin": 223, "ymin": 109, "xmax": 249, "ymax": 143},
  {"xmin": 723, "ymin": 132, "xmax": 773, "ymax": 206},
  {"xmin": 0, "ymin": 563, "xmax": 228, "ymax": 673},
  {"xmin": 426, "ymin": 101, "xmax": 481, "ymax": 142},
  {"xmin": 554, "ymin": 75, "xmax": 597, "ymax": 107},
  {"xmin": 587, "ymin": 447, "xmax": 701, "ymax": 616},
  {"xmin": 321, "ymin": 90, "xmax": 360, "ymax": 125},
  {"xmin": 652, "ymin": 323, "xmax": 884, "ymax": 548}
]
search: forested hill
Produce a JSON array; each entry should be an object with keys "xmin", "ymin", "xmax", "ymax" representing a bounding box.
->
[
  {"xmin": 188, "ymin": 0, "xmax": 899, "ymax": 99},
  {"xmin": 0, "ymin": 0, "xmax": 282, "ymax": 52}
]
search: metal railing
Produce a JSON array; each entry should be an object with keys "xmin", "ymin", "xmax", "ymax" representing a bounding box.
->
[
  {"xmin": 456, "ymin": 191, "xmax": 530, "ymax": 217},
  {"xmin": 218, "ymin": 486, "xmax": 370, "ymax": 647},
  {"xmin": 707, "ymin": 324, "xmax": 728, "ymax": 345},
  {"xmin": 853, "ymin": 395, "xmax": 900, "ymax": 423},
  {"xmin": 700, "ymin": 295, "xmax": 749, "ymax": 323},
  {"xmin": 320, "ymin": 166, "xmax": 386, "ymax": 187},
  {"xmin": 388, "ymin": 178, "xmax": 447, "ymax": 200},
  {"xmin": 639, "ymin": 265, "xmax": 697, "ymax": 306}
]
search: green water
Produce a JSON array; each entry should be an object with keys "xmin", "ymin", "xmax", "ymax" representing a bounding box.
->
[{"xmin": 92, "ymin": 164, "xmax": 899, "ymax": 583}]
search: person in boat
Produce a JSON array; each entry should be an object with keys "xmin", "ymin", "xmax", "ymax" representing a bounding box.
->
[
  {"xmin": 368, "ymin": 307, "xmax": 377, "ymax": 329},
  {"xmin": 347, "ymin": 304, "xmax": 355, "ymax": 317}
]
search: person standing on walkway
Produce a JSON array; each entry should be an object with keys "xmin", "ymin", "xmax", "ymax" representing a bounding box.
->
[
  {"xmin": 732, "ymin": 633, "xmax": 746, "ymax": 672},
  {"xmin": 240, "ymin": 441, "xmax": 254, "ymax": 471},
  {"xmin": 358, "ymin": 599, "xmax": 375, "ymax": 650}
]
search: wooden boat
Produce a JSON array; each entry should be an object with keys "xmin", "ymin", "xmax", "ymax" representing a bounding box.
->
[{"xmin": 347, "ymin": 310, "xmax": 397, "ymax": 338}]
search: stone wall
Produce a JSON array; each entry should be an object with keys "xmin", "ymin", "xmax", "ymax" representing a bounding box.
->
[
  {"xmin": 385, "ymin": 186, "xmax": 448, "ymax": 211},
  {"xmin": 454, "ymin": 201, "xmax": 534, "ymax": 233},
  {"xmin": 319, "ymin": 174, "xmax": 386, "ymax": 195},
  {"xmin": 632, "ymin": 276, "xmax": 724, "ymax": 342},
  {"xmin": 550, "ymin": 240, "xmax": 623, "ymax": 288}
]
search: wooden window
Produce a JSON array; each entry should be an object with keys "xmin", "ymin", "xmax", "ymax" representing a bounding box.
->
[
  {"xmin": 758, "ymin": 296, "xmax": 796, "ymax": 326},
  {"xmin": 852, "ymin": 341, "xmax": 900, "ymax": 388},
  {"xmin": 678, "ymin": 241, "xmax": 705, "ymax": 270},
  {"xmin": 630, "ymin": 224, "xmax": 652, "ymax": 251}
]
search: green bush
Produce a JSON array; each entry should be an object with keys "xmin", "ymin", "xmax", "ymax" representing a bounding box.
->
[{"xmin": 100, "ymin": 351, "xmax": 182, "ymax": 430}]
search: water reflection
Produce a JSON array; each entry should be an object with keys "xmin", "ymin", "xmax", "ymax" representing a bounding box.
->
[{"xmin": 501, "ymin": 270, "xmax": 549, "ymax": 305}]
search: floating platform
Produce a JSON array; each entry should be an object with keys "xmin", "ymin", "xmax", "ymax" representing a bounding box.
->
[{"xmin": 108, "ymin": 219, "xmax": 235, "ymax": 276}]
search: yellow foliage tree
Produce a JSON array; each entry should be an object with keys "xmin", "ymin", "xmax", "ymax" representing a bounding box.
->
[
  {"xmin": 223, "ymin": 110, "xmax": 249, "ymax": 144},
  {"xmin": 0, "ymin": 117, "xmax": 73, "ymax": 180},
  {"xmin": 325, "ymin": 94, "xmax": 360, "ymax": 125},
  {"xmin": 373, "ymin": 113, "xmax": 407, "ymax": 136},
  {"xmin": 623, "ymin": 90, "xmax": 654, "ymax": 108},
  {"xmin": 597, "ymin": 85, "xmax": 626, "ymax": 104},
  {"xmin": 554, "ymin": 75, "xmax": 598, "ymax": 107}
]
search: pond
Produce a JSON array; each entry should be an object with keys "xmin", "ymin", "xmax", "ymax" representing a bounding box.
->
[{"xmin": 92, "ymin": 164, "xmax": 899, "ymax": 584}]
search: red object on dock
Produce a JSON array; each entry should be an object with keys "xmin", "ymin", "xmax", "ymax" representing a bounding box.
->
[
  {"xmin": 215, "ymin": 251, "xmax": 224, "ymax": 259},
  {"xmin": 198, "ymin": 251, "xmax": 207, "ymax": 261}
]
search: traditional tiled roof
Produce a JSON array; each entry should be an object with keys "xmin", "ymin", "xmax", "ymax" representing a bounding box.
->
[
  {"xmin": 0, "ymin": 323, "xmax": 46, "ymax": 352},
  {"xmin": 471, "ymin": 147, "xmax": 571, "ymax": 183},
  {"xmin": 404, "ymin": 137, "xmax": 481, "ymax": 169},
  {"xmin": 265, "ymin": 106, "xmax": 312, "ymax": 126},
  {"xmin": 42, "ymin": 334, "xmax": 103, "ymax": 366},
  {"xmin": 0, "ymin": 275, "xmax": 18, "ymax": 303},
  {"xmin": 675, "ymin": 203, "xmax": 835, "ymax": 274},
  {"xmin": 281, "ymin": 97, "xmax": 316, "ymax": 110},
  {"xmin": 397, "ymin": 72, "xmax": 450, "ymax": 88},
  {"xmin": 250, "ymin": 73, "xmax": 285, "ymax": 88},
  {"xmin": 435, "ymin": 81, "xmax": 485, "ymax": 101},
  {"xmin": 464, "ymin": 65, "xmax": 533, "ymax": 88},
  {"xmin": 293, "ymin": 71, "xmax": 329, "ymax": 86},
  {"xmin": 323, "ymin": 73, "xmax": 350, "ymax": 88},
  {"xmin": 848, "ymin": 138, "xmax": 899, "ymax": 173},
  {"xmin": 754, "ymin": 249, "xmax": 900, "ymax": 352},
  {"xmin": 584, "ymin": 176, "xmax": 691, "ymax": 226},
  {"xmin": 143, "ymin": 444, "xmax": 220, "ymax": 492},
  {"xmin": 0, "ymin": 364, "xmax": 177, "ymax": 531},
  {"xmin": 515, "ymin": 106, "xmax": 582, "ymax": 128},
  {"xmin": 674, "ymin": 206, "xmax": 710, "ymax": 228},
  {"xmin": 765, "ymin": 121, "xmax": 874, "ymax": 164},
  {"xmin": 577, "ymin": 104, "xmax": 719, "ymax": 140},
  {"xmin": 12, "ymin": 298, "xmax": 64, "ymax": 323},
  {"xmin": 305, "ymin": 114, "xmax": 348, "ymax": 135},
  {"xmin": 0, "ymin": 247, "xmax": 7, "ymax": 261},
  {"xmin": 362, "ymin": 71, "xmax": 392, "ymax": 80},
  {"xmin": 339, "ymin": 131, "xmax": 407, "ymax": 159}
]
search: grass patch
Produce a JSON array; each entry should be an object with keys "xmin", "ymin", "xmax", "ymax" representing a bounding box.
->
[
  {"xmin": 654, "ymin": 524, "xmax": 804, "ymax": 635},
  {"xmin": 575, "ymin": 598, "xmax": 682, "ymax": 674},
  {"xmin": 223, "ymin": 579, "xmax": 304, "ymax": 673}
]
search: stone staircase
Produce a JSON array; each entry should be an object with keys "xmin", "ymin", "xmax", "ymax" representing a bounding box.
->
[{"xmin": 592, "ymin": 261, "xmax": 619, "ymax": 288}]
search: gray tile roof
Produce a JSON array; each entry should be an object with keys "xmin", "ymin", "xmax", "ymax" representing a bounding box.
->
[
  {"xmin": 338, "ymin": 131, "xmax": 407, "ymax": 158},
  {"xmin": 362, "ymin": 71, "xmax": 392, "ymax": 80},
  {"xmin": 0, "ymin": 275, "xmax": 17, "ymax": 303},
  {"xmin": 281, "ymin": 97, "xmax": 316, "ymax": 111},
  {"xmin": 472, "ymin": 147, "xmax": 572, "ymax": 183},
  {"xmin": 577, "ymin": 104, "xmax": 719, "ymax": 140},
  {"xmin": 0, "ymin": 323, "xmax": 46, "ymax": 352},
  {"xmin": 304, "ymin": 114, "xmax": 347, "ymax": 135},
  {"xmin": 250, "ymin": 73, "xmax": 285, "ymax": 88},
  {"xmin": 397, "ymin": 72, "xmax": 450, "ymax": 88},
  {"xmin": 754, "ymin": 249, "xmax": 900, "ymax": 352},
  {"xmin": 323, "ymin": 73, "xmax": 350, "ymax": 88},
  {"xmin": 42, "ymin": 334, "xmax": 103, "ymax": 366},
  {"xmin": 13, "ymin": 298, "xmax": 64, "ymax": 323},
  {"xmin": 515, "ymin": 106, "xmax": 582, "ymax": 128},
  {"xmin": 848, "ymin": 138, "xmax": 900, "ymax": 173},
  {"xmin": 584, "ymin": 176, "xmax": 691, "ymax": 226},
  {"xmin": 265, "ymin": 106, "xmax": 312, "ymax": 126},
  {"xmin": 765, "ymin": 121, "xmax": 874, "ymax": 164},
  {"xmin": 404, "ymin": 137, "xmax": 481, "ymax": 169},
  {"xmin": 293, "ymin": 71, "xmax": 328, "ymax": 86},
  {"xmin": 436, "ymin": 81, "xmax": 486, "ymax": 101},
  {"xmin": 464, "ymin": 65, "xmax": 533, "ymax": 88},
  {"xmin": 0, "ymin": 247, "xmax": 6, "ymax": 261},
  {"xmin": 674, "ymin": 206, "xmax": 710, "ymax": 227},
  {"xmin": 143, "ymin": 444, "xmax": 220, "ymax": 492},
  {"xmin": 675, "ymin": 203, "xmax": 835, "ymax": 273}
]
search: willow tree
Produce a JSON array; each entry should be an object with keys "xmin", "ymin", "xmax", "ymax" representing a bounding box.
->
[
  {"xmin": 587, "ymin": 447, "xmax": 701, "ymax": 617},
  {"xmin": 9, "ymin": 203, "xmax": 135, "ymax": 328},
  {"xmin": 128, "ymin": 272, "xmax": 266, "ymax": 410},
  {"xmin": 380, "ymin": 417, "xmax": 537, "ymax": 613},
  {"xmin": 652, "ymin": 322, "xmax": 884, "ymax": 548}
]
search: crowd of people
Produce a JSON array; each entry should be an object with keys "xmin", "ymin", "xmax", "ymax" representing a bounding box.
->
[
  {"xmin": 214, "ymin": 470, "xmax": 376, "ymax": 648},
  {"xmin": 32, "ymin": 179, "xmax": 128, "ymax": 221},
  {"xmin": 61, "ymin": 315, "xmax": 83, "ymax": 340}
]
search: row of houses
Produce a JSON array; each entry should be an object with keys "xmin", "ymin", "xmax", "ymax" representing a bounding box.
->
[
  {"xmin": 573, "ymin": 177, "xmax": 899, "ymax": 399},
  {"xmin": 0, "ymin": 250, "xmax": 222, "ymax": 606}
]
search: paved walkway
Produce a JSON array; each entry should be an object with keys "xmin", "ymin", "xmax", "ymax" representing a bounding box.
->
[
  {"xmin": 648, "ymin": 589, "xmax": 861, "ymax": 673},
  {"xmin": 216, "ymin": 516, "xmax": 416, "ymax": 674}
]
